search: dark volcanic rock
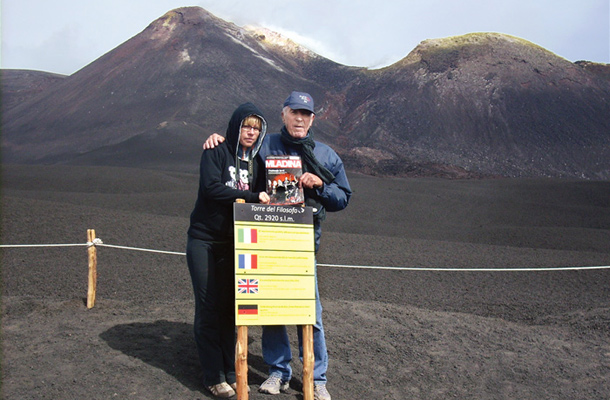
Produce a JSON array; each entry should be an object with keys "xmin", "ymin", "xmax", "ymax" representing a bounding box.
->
[
  {"xmin": 328, "ymin": 34, "xmax": 610, "ymax": 178},
  {"xmin": 576, "ymin": 60, "xmax": 610, "ymax": 81},
  {"xmin": 2, "ymin": 9, "xmax": 609, "ymax": 179},
  {"xmin": 0, "ymin": 69, "xmax": 66, "ymax": 111},
  {"xmin": 1, "ymin": 8, "xmax": 331, "ymax": 166}
]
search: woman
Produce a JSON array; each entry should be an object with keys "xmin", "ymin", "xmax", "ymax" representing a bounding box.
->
[{"xmin": 186, "ymin": 102, "xmax": 269, "ymax": 398}]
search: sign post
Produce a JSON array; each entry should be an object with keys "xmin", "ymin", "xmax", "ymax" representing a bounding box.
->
[{"xmin": 234, "ymin": 202, "xmax": 316, "ymax": 399}]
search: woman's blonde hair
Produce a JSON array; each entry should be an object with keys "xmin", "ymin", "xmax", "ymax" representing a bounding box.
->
[{"xmin": 242, "ymin": 115, "xmax": 262, "ymax": 130}]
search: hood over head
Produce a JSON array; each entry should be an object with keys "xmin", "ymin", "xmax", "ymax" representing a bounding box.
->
[{"xmin": 225, "ymin": 102, "xmax": 267, "ymax": 158}]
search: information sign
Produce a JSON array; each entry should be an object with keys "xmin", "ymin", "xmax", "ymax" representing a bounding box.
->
[{"xmin": 234, "ymin": 203, "xmax": 316, "ymax": 326}]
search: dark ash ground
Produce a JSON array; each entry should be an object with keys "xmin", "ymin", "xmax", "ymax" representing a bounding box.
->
[{"xmin": 2, "ymin": 165, "xmax": 609, "ymax": 399}]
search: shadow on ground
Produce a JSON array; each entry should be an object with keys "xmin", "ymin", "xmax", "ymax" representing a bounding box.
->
[{"xmin": 100, "ymin": 320, "xmax": 278, "ymax": 392}]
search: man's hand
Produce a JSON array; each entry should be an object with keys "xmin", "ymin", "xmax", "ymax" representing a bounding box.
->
[
  {"xmin": 299, "ymin": 172, "xmax": 323, "ymax": 189},
  {"xmin": 203, "ymin": 133, "xmax": 225, "ymax": 150},
  {"xmin": 259, "ymin": 192, "xmax": 270, "ymax": 204}
]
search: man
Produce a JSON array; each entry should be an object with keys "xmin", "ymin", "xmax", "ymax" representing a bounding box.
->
[{"xmin": 203, "ymin": 91, "xmax": 352, "ymax": 400}]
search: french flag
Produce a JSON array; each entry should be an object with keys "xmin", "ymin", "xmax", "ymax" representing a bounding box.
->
[
  {"xmin": 238, "ymin": 254, "xmax": 258, "ymax": 269},
  {"xmin": 238, "ymin": 228, "xmax": 257, "ymax": 243}
]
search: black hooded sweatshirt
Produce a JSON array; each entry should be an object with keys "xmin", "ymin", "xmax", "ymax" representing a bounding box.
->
[{"xmin": 187, "ymin": 103, "xmax": 267, "ymax": 242}]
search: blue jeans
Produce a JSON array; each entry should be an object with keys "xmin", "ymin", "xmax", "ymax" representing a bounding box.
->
[{"xmin": 261, "ymin": 273, "xmax": 328, "ymax": 384}]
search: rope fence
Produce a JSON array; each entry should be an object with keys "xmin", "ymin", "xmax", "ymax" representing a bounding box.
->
[
  {"xmin": 2, "ymin": 238, "xmax": 608, "ymax": 272},
  {"xmin": 2, "ymin": 229, "xmax": 609, "ymax": 309}
]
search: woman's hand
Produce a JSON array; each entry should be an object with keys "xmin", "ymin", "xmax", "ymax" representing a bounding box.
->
[{"xmin": 259, "ymin": 192, "xmax": 270, "ymax": 204}]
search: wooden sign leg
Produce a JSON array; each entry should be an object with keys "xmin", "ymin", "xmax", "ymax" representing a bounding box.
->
[
  {"xmin": 86, "ymin": 229, "xmax": 97, "ymax": 309},
  {"xmin": 236, "ymin": 325, "xmax": 249, "ymax": 399},
  {"xmin": 302, "ymin": 324, "xmax": 314, "ymax": 400}
]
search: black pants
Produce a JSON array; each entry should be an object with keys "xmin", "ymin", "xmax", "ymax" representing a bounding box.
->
[{"xmin": 186, "ymin": 236, "xmax": 236, "ymax": 386}]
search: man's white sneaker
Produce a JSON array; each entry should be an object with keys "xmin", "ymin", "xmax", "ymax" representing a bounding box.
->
[
  {"xmin": 314, "ymin": 383, "xmax": 331, "ymax": 400},
  {"xmin": 258, "ymin": 374, "xmax": 289, "ymax": 394}
]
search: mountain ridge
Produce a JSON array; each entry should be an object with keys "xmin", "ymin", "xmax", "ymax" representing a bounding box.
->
[{"xmin": 2, "ymin": 6, "xmax": 609, "ymax": 179}]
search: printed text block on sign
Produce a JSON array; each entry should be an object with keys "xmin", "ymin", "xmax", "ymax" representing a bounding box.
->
[
  {"xmin": 234, "ymin": 223, "xmax": 314, "ymax": 252},
  {"xmin": 236, "ymin": 300, "xmax": 316, "ymax": 326},
  {"xmin": 235, "ymin": 275, "xmax": 315, "ymax": 300},
  {"xmin": 235, "ymin": 250, "xmax": 315, "ymax": 275}
]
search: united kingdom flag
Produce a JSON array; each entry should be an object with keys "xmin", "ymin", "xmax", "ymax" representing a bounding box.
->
[{"xmin": 237, "ymin": 279, "xmax": 259, "ymax": 294}]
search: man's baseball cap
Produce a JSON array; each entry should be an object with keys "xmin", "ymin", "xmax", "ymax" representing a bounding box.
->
[{"xmin": 283, "ymin": 91, "xmax": 315, "ymax": 113}]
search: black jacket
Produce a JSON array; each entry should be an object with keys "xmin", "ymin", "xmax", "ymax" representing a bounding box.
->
[{"xmin": 188, "ymin": 103, "xmax": 267, "ymax": 242}]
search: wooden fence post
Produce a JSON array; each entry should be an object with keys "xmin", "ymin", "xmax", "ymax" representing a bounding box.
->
[{"xmin": 87, "ymin": 229, "xmax": 97, "ymax": 309}]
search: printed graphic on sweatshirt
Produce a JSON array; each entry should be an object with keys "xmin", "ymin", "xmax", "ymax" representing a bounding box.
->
[{"xmin": 225, "ymin": 166, "xmax": 250, "ymax": 190}]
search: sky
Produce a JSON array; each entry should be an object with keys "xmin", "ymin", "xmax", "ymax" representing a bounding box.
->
[{"xmin": 1, "ymin": 0, "xmax": 609, "ymax": 75}]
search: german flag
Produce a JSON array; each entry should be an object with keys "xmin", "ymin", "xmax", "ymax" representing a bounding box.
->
[{"xmin": 238, "ymin": 304, "xmax": 258, "ymax": 315}]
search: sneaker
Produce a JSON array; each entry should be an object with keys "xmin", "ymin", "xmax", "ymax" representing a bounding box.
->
[
  {"xmin": 314, "ymin": 383, "xmax": 331, "ymax": 400},
  {"xmin": 206, "ymin": 382, "xmax": 235, "ymax": 398},
  {"xmin": 258, "ymin": 374, "xmax": 289, "ymax": 394}
]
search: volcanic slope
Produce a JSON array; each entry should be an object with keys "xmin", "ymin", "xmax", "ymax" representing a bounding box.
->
[{"xmin": 2, "ymin": 8, "xmax": 609, "ymax": 178}]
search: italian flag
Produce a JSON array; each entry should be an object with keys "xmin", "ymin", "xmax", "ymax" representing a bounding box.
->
[
  {"xmin": 238, "ymin": 228, "xmax": 258, "ymax": 243},
  {"xmin": 238, "ymin": 254, "xmax": 258, "ymax": 269}
]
